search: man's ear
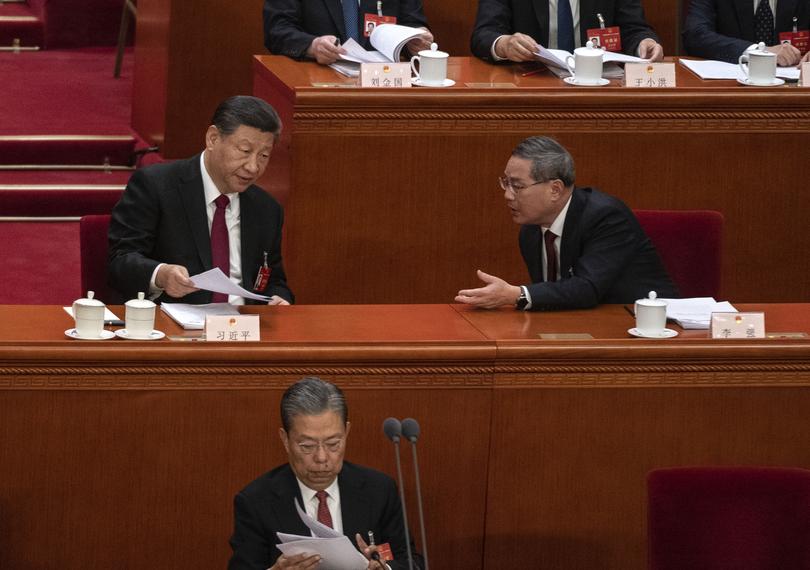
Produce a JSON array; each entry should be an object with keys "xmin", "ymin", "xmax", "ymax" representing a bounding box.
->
[
  {"xmin": 279, "ymin": 427, "xmax": 289, "ymax": 453},
  {"xmin": 204, "ymin": 125, "xmax": 220, "ymax": 151},
  {"xmin": 344, "ymin": 421, "xmax": 351, "ymax": 438},
  {"xmin": 549, "ymin": 178, "xmax": 566, "ymax": 199}
]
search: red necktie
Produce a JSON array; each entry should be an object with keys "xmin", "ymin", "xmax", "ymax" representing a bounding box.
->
[
  {"xmin": 544, "ymin": 230, "xmax": 557, "ymax": 283},
  {"xmin": 316, "ymin": 490, "xmax": 333, "ymax": 528},
  {"xmin": 210, "ymin": 194, "xmax": 230, "ymax": 303}
]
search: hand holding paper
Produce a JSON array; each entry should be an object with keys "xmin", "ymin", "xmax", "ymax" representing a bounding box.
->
[{"xmin": 190, "ymin": 268, "xmax": 272, "ymax": 302}]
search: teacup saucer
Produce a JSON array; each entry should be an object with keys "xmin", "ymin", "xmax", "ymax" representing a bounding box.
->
[
  {"xmin": 736, "ymin": 77, "xmax": 785, "ymax": 87},
  {"xmin": 628, "ymin": 327, "xmax": 679, "ymax": 339},
  {"xmin": 64, "ymin": 328, "xmax": 115, "ymax": 340},
  {"xmin": 114, "ymin": 329, "xmax": 166, "ymax": 341},
  {"xmin": 412, "ymin": 78, "xmax": 455, "ymax": 87},
  {"xmin": 563, "ymin": 77, "xmax": 610, "ymax": 87}
]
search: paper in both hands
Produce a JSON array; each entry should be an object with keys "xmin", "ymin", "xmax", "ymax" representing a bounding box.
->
[
  {"xmin": 275, "ymin": 499, "xmax": 368, "ymax": 570},
  {"xmin": 189, "ymin": 268, "xmax": 271, "ymax": 302}
]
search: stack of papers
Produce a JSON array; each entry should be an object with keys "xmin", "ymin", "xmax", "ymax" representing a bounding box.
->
[
  {"xmin": 330, "ymin": 24, "xmax": 426, "ymax": 77},
  {"xmin": 660, "ymin": 297, "xmax": 738, "ymax": 329},
  {"xmin": 276, "ymin": 500, "xmax": 368, "ymax": 570},
  {"xmin": 679, "ymin": 58, "xmax": 801, "ymax": 81},
  {"xmin": 160, "ymin": 303, "xmax": 239, "ymax": 330},
  {"xmin": 534, "ymin": 45, "xmax": 649, "ymax": 79}
]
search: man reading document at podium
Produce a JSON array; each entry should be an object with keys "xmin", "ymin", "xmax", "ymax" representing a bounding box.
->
[
  {"xmin": 470, "ymin": 0, "xmax": 664, "ymax": 62},
  {"xmin": 456, "ymin": 136, "xmax": 677, "ymax": 311},
  {"xmin": 229, "ymin": 377, "xmax": 423, "ymax": 570},
  {"xmin": 264, "ymin": 0, "xmax": 434, "ymax": 65}
]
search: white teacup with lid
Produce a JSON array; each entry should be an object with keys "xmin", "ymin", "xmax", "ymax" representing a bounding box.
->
[
  {"xmin": 565, "ymin": 40, "xmax": 604, "ymax": 85},
  {"xmin": 72, "ymin": 290, "xmax": 105, "ymax": 339},
  {"xmin": 739, "ymin": 42, "xmax": 777, "ymax": 85},
  {"xmin": 125, "ymin": 292, "xmax": 156, "ymax": 339},
  {"xmin": 634, "ymin": 291, "xmax": 668, "ymax": 336},
  {"xmin": 410, "ymin": 42, "xmax": 449, "ymax": 86}
]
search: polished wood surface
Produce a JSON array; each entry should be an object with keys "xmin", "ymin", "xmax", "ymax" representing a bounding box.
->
[
  {"xmin": 254, "ymin": 55, "xmax": 810, "ymax": 305},
  {"xmin": 2, "ymin": 304, "xmax": 810, "ymax": 569}
]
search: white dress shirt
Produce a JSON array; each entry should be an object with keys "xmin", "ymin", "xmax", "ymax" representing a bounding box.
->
[
  {"xmin": 297, "ymin": 477, "xmax": 343, "ymax": 534},
  {"xmin": 520, "ymin": 194, "xmax": 573, "ymax": 310}
]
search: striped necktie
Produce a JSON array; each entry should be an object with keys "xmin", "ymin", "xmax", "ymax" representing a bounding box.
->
[
  {"xmin": 557, "ymin": 0, "xmax": 575, "ymax": 52},
  {"xmin": 342, "ymin": 0, "xmax": 361, "ymax": 43}
]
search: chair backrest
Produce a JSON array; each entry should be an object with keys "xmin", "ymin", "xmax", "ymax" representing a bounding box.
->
[
  {"xmin": 79, "ymin": 214, "xmax": 115, "ymax": 304},
  {"xmin": 648, "ymin": 467, "xmax": 810, "ymax": 570},
  {"xmin": 634, "ymin": 209, "xmax": 723, "ymax": 298}
]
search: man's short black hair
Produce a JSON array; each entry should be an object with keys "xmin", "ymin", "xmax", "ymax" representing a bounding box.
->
[{"xmin": 210, "ymin": 95, "xmax": 282, "ymax": 138}]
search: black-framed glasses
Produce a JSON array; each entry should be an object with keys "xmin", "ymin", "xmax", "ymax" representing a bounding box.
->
[{"xmin": 498, "ymin": 175, "xmax": 546, "ymax": 195}]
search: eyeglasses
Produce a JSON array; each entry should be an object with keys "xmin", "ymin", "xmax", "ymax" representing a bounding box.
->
[
  {"xmin": 498, "ymin": 175, "xmax": 547, "ymax": 195},
  {"xmin": 295, "ymin": 438, "xmax": 345, "ymax": 455}
]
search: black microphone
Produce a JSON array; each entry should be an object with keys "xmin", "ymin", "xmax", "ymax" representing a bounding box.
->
[
  {"xmin": 382, "ymin": 417, "xmax": 414, "ymax": 570},
  {"xmin": 402, "ymin": 418, "xmax": 429, "ymax": 570}
]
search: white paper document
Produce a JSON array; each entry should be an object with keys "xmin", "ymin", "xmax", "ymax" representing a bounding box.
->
[
  {"xmin": 533, "ymin": 45, "xmax": 647, "ymax": 78},
  {"xmin": 660, "ymin": 297, "xmax": 738, "ymax": 330},
  {"xmin": 190, "ymin": 268, "xmax": 271, "ymax": 302},
  {"xmin": 330, "ymin": 24, "xmax": 427, "ymax": 77},
  {"xmin": 679, "ymin": 58, "xmax": 801, "ymax": 81},
  {"xmin": 160, "ymin": 302, "xmax": 239, "ymax": 330},
  {"xmin": 275, "ymin": 500, "xmax": 367, "ymax": 570}
]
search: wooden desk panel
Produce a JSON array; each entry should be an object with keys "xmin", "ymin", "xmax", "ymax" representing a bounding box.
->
[
  {"xmin": 255, "ymin": 56, "xmax": 810, "ymax": 305},
  {"xmin": 2, "ymin": 304, "xmax": 810, "ymax": 569}
]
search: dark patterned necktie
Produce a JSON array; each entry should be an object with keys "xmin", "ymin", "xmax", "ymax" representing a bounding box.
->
[
  {"xmin": 557, "ymin": 0, "xmax": 575, "ymax": 52},
  {"xmin": 210, "ymin": 194, "xmax": 230, "ymax": 303},
  {"xmin": 316, "ymin": 490, "xmax": 333, "ymax": 528},
  {"xmin": 342, "ymin": 0, "xmax": 361, "ymax": 43},
  {"xmin": 544, "ymin": 230, "xmax": 558, "ymax": 283},
  {"xmin": 754, "ymin": 0, "xmax": 775, "ymax": 46}
]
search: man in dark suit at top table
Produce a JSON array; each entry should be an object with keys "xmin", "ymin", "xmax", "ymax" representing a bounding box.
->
[
  {"xmin": 108, "ymin": 96, "xmax": 294, "ymax": 305},
  {"xmin": 470, "ymin": 0, "xmax": 665, "ymax": 62},
  {"xmin": 683, "ymin": 0, "xmax": 810, "ymax": 65},
  {"xmin": 264, "ymin": 0, "xmax": 434, "ymax": 65},
  {"xmin": 456, "ymin": 136, "xmax": 677, "ymax": 311},
  {"xmin": 229, "ymin": 377, "xmax": 423, "ymax": 570}
]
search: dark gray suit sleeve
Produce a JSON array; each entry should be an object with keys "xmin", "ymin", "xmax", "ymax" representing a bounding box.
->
[
  {"xmin": 228, "ymin": 492, "xmax": 276, "ymax": 570},
  {"xmin": 525, "ymin": 207, "xmax": 643, "ymax": 310},
  {"xmin": 682, "ymin": 0, "xmax": 752, "ymax": 62},
  {"xmin": 614, "ymin": 0, "xmax": 661, "ymax": 56},
  {"xmin": 470, "ymin": 0, "xmax": 513, "ymax": 61},
  {"xmin": 263, "ymin": 0, "xmax": 318, "ymax": 59},
  {"xmin": 107, "ymin": 168, "xmax": 162, "ymax": 300}
]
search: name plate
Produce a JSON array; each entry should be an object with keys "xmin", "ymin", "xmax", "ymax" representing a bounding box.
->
[
  {"xmin": 360, "ymin": 63, "xmax": 412, "ymax": 88},
  {"xmin": 205, "ymin": 314, "xmax": 260, "ymax": 342},
  {"xmin": 802, "ymin": 62, "xmax": 810, "ymax": 87},
  {"xmin": 710, "ymin": 312, "xmax": 765, "ymax": 339},
  {"xmin": 624, "ymin": 63, "xmax": 676, "ymax": 88}
]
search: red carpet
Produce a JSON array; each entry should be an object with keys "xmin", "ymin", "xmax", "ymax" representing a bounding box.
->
[
  {"xmin": 0, "ymin": 47, "xmax": 133, "ymax": 135},
  {"xmin": 0, "ymin": 221, "xmax": 80, "ymax": 305}
]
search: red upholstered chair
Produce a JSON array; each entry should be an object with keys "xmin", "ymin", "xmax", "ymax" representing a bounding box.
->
[
  {"xmin": 634, "ymin": 210, "xmax": 723, "ymax": 298},
  {"xmin": 648, "ymin": 467, "xmax": 810, "ymax": 570},
  {"xmin": 79, "ymin": 214, "xmax": 117, "ymax": 304}
]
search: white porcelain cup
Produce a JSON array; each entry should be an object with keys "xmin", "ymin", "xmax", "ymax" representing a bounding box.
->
[
  {"xmin": 739, "ymin": 43, "xmax": 776, "ymax": 85},
  {"xmin": 410, "ymin": 42, "xmax": 448, "ymax": 86},
  {"xmin": 125, "ymin": 292, "xmax": 156, "ymax": 339},
  {"xmin": 635, "ymin": 291, "xmax": 668, "ymax": 336},
  {"xmin": 565, "ymin": 41, "xmax": 604, "ymax": 85},
  {"xmin": 72, "ymin": 291, "xmax": 105, "ymax": 339}
]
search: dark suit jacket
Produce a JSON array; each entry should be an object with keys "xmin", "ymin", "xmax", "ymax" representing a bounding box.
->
[
  {"xmin": 520, "ymin": 187, "xmax": 677, "ymax": 310},
  {"xmin": 683, "ymin": 0, "xmax": 809, "ymax": 63},
  {"xmin": 228, "ymin": 462, "xmax": 423, "ymax": 570},
  {"xmin": 471, "ymin": 0, "xmax": 660, "ymax": 60},
  {"xmin": 264, "ymin": 0, "xmax": 429, "ymax": 58},
  {"xmin": 108, "ymin": 155, "xmax": 293, "ymax": 305}
]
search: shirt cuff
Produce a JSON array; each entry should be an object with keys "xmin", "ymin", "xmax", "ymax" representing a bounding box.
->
[
  {"xmin": 148, "ymin": 263, "xmax": 164, "ymax": 300},
  {"xmin": 491, "ymin": 35, "xmax": 508, "ymax": 61},
  {"xmin": 520, "ymin": 285, "xmax": 533, "ymax": 311}
]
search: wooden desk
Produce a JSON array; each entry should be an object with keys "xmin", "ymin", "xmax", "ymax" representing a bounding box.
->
[
  {"xmin": 254, "ymin": 56, "xmax": 810, "ymax": 306},
  {"xmin": 2, "ymin": 304, "xmax": 810, "ymax": 569}
]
